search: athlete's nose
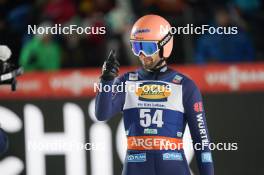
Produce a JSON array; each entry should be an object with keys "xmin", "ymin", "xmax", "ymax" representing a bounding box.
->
[{"xmin": 139, "ymin": 52, "xmax": 146, "ymax": 59}]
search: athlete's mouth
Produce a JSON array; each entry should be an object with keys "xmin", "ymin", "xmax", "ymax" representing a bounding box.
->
[{"xmin": 143, "ymin": 57, "xmax": 153, "ymax": 65}]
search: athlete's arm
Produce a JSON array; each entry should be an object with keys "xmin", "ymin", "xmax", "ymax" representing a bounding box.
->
[
  {"xmin": 183, "ymin": 79, "xmax": 214, "ymax": 175},
  {"xmin": 95, "ymin": 50, "xmax": 125, "ymax": 121},
  {"xmin": 0, "ymin": 127, "xmax": 8, "ymax": 155}
]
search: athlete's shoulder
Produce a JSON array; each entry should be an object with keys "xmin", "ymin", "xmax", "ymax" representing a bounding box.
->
[
  {"xmin": 166, "ymin": 68, "xmax": 189, "ymax": 85},
  {"xmin": 183, "ymin": 75, "xmax": 200, "ymax": 93},
  {"xmin": 168, "ymin": 68, "xmax": 198, "ymax": 90}
]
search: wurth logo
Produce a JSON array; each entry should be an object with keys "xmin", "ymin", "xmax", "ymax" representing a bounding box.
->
[{"xmin": 196, "ymin": 113, "xmax": 209, "ymax": 144}]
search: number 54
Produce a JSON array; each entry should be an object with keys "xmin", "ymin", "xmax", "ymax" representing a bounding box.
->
[{"xmin": 139, "ymin": 109, "xmax": 164, "ymax": 128}]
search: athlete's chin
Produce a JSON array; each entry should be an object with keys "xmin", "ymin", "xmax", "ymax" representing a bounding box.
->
[
  {"xmin": 140, "ymin": 61, "xmax": 153, "ymax": 69},
  {"xmin": 143, "ymin": 63, "xmax": 155, "ymax": 70}
]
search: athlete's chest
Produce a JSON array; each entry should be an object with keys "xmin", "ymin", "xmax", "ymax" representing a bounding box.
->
[{"xmin": 123, "ymin": 80, "xmax": 184, "ymax": 113}]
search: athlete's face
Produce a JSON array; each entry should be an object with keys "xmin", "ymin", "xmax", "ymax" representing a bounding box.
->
[{"xmin": 139, "ymin": 52, "xmax": 162, "ymax": 70}]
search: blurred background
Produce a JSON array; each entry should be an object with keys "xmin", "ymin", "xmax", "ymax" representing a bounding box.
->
[
  {"xmin": 0, "ymin": 0, "xmax": 263, "ymax": 70},
  {"xmin": 0, "ymin": 0, "xmax": 264, "ymax": 175}
]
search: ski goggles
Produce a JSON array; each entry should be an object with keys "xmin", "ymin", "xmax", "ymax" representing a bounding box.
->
[
  {"xmin": 130, "ymin": 32, "xmax": 173, "ymax": 57},
  {"xmin": 130, "ymin": 41, "xmax": 159, "ymax": 57}
]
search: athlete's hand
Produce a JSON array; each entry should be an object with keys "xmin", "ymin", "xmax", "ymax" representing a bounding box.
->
[{"xmin": 100, "ymin": 49, "xmax": 120, "ymax": 81}]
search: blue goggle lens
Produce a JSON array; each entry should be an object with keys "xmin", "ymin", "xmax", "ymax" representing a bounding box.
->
[{"xmin": 131, "ymin": 41, "xmax": 158, "ymax": 56}]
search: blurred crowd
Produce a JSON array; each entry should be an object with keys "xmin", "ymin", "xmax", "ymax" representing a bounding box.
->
[{"xmin": 0, "ymin": 0, "xmax": 263, "ymax": 72}]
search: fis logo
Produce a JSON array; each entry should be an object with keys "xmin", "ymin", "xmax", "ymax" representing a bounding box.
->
[{"xmin": 135, "ymin": 82, "xmax": 171, "ymax": 102}]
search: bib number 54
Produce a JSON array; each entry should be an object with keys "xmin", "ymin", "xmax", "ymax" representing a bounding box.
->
[{"xmin": 139, "ymin": 109, "xmax": 164, "ymax": 128}]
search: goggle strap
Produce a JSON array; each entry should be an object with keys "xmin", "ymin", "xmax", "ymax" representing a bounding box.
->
[{"xmin": 158, "ymin": 32, "xmax": 173, "ymax": 49}]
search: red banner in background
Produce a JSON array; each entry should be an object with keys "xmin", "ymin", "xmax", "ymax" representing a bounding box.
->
[
  {"xmin": 176, "ymin": 63, "xmax": 264, "ymax": 93},
  {"xmin": 0, "ymin": 63, "xmax": 263, "ymax": 99}
]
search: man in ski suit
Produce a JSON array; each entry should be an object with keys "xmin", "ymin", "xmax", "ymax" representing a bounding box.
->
[{"xmin": 95, "ymin": 15, "xmax": 214, "ymax": 175}]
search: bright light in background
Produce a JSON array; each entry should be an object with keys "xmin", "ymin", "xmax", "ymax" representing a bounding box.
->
[
  {"xmin": 0, "ymin": 106, "xmax": 22, "ymax": 133},
  {"xmin": 88, "ymin": 99, "xmax": 113, "ymax": 175},
  {"xmin": 0, "ymin": 106, "xmax": 24, "ymax": 175},
  {"xmin": 24, "ymin": 103, "xmax": 86, "ymax": 175}
]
